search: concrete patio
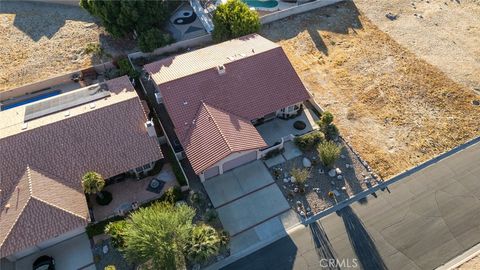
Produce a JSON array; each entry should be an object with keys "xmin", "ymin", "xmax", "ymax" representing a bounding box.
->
[
  {"xmin": 91, "ymin": 163, "xmax": 177, "ymax": 221},
  {"xmin": 256, "ymin": 107, "xmax": 319, "ymax": 146}
]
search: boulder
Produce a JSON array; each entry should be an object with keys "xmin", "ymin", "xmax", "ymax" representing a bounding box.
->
[
  {"xmin": 335, "ymin": 168, "xmax": 342, "ymax": 175},
  {"xmin": 337, "ymin": 175, "xmax": 343, "ymax": 180},
  {"xmin": 328, "ymin": 169, "xmax": 336, "ymax": 177},
  {"xmin": 303, "ymin": 157, "xmax": 312, "ymax": 168}
]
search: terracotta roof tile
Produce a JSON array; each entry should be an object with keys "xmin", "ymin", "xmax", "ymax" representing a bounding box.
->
[
  {"xmin": 146, "ymin": 35, "xmax": 310, "ymax": 173},
  {"xmin": 184, "ymin": 103, "xmax": 267, "ymax": 173},
  {"xmin": 0, "ymin": 77, "xmax": 163, "ymax": 257}
]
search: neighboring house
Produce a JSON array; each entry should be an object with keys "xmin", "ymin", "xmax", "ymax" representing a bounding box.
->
[
  {"xmin": 144, "ymin": 34, "xmax": 311, "ymax": 181},
  {"xmin": 0, "ymin": 76, "xmax": 163, "ymax": 263}
]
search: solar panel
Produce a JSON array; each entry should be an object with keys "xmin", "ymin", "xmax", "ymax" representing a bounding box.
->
[{"xmin": 24, "ymin": 83, "xmax": 111, "ymax": 122}]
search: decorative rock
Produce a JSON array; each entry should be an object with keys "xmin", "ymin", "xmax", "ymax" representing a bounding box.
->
[
  {"xmin": 337, "ymin": 175, "xmax": 343, "ymax": 180},
  {"xmin": 330, "ymin": 181, "xmax": 335, "ymax": 185},
  {"xmin": 304, "ymin": 184, "xmax": 309, "ymax": 188},
  {"xmin": 307, "ymin": 211, "xmax": 312, "ymax": 216},
  {"xmin": 294, "ymin": 187, "xmax": 299, "ymax": 193},
  {"xmin": 306, "ymin": 207, "xmax": 311, "ymax": 212},
  {"xmin": 297, "ymin": 207, "xmax": 302, "ymax": 212},
  {"xmin": 341, "ymin": 186, "xmax": 347, "ymax": 191},
  {"xmin": 282, "ymin": 185, "xmax": 287, "ymax": 189},
  {"xmin": 340, "ymin": 154, "xmax": 346, "ymax": 159},
  {"xmin": 296, "ymin": 201, "xmax": 302, "ymax": 206},
  {"xmin": 300, "ymin": 211, "xmax": 305, "ymax": 216},
  {"xmin": 303, "ymin": 157, "xmax": 312, "ymax": 168},
  {"xmin": 283, "ymin": 178, "xmax": 290, "ymax": 183},
  {"xmin": 335, "ymin": 168, "xmax": 342, "ymax": 175},
  {"xmin": 290, "ymin": 176, "xmax": 296, "ymax": 183},
  {"xmin": 328, "ymin": 169, "xmax": 336, "ymax": 177}
]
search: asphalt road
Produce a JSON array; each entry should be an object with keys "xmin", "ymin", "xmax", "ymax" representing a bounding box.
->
[{"xmin": 223, "ymin": 141, "xmax": 480, "ymax": 270}]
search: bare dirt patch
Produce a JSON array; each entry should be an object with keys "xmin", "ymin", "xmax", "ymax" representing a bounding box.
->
[
  {"xmin": 260, "ymin": 1, "xmax": 480, "ymax": 179},
  {"xmin": 0, "ymin": 2, "xmax": 136, "ymax": 92},
  {"xmin": 354, "ymin": 0, "xmax": 480, "ymax": 93}
]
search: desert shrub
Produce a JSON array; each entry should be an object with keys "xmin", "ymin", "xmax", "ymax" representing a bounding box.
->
[
  {"xmin": 317, "ymin": 111, "xmax": 339, "ymax": 141},
  {"xmin": 290, "ymin": 168, "xmax": 309, "ymax": 186},
  {"xmin": 294, "ymin": 131, "xmax": 325, "ymax": 151},
  {"xmin": 317, "ymin": 141, "xmax": 342, "ymax": 168}
]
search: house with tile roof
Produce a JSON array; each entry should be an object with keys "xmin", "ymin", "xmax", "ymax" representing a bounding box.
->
[
  {"xmin": 144, "ymin": 34, "xmax": 311, "ymax": 181},
  {"xmin": 0, "ymin": 76, "xmax": 163, "ymax": 262}
]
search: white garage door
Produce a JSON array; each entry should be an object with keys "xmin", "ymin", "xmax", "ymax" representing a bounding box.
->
[
  {"xmin": 204, "ymin": 166, "xmax": 220, "ymax": 179},
  {"xmin": 222, "ymin": 151, "xmax": 257, "ymax": 172}
]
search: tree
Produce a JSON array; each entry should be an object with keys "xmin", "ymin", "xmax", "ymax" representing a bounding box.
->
[
  {"xmin": 82, "ymin": 171, "xmax": 105, "ymax": 197},
  {"xmin": 184, "ymin": 224, "xmax": 222, "ymax": 264},
  {"xmin": 317, "ymin": 111, "xmax": 339, "ymax": 141},
  {"xmin": 80, "ymin": 0, "xmax": 172, "ymax": 38},
  {"xmin": 317, "ymin": 141, "xmax": 342, "ymax": 168},
  {"xmin": 114, "ymin": 202, "xmax": 195, "ymax": 270},
  {"xmin": 212, "ymin": 0, "xmax": 261, "ymax": 42},
  {"xmin": 138, "ymin": 28, "xmax": 173, "ymax": 52}
]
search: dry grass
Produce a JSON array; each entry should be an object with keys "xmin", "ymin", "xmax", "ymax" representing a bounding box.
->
[
  {"xmin": 261, "ymin": 2, "xmax": 480, "ymax": 179},
  {"xmin": 0, "ymin": 2, "xmax": 135, "ymax": 92}
]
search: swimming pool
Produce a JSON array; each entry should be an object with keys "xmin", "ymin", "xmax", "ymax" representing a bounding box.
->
[
  {"xmin": 1, "ymin": 90, "xmax": 62, "ymax": 111},
  {"xmin": 242, "ymin": 0, "xmax": 278, "ymax": 8}
]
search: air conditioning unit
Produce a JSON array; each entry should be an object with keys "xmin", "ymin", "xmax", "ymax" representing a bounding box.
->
[
  {"xmin": 145, "ymin": 120, "xmax": 157, "ymax": 137},
  {"xmin": 155, "ymin": 92, "xmax": 163, "ymax": 104}
]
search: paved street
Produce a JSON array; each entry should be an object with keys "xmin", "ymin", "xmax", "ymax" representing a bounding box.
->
[{"xmin": 223, "ymin": 140, "xmax": 480, "ymax": 270}]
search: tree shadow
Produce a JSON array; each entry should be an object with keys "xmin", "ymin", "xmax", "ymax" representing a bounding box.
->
[
  {"xmin": 339, "ymin": 206, "xmax": 387, "ymax": 270},
  {"xmin": 260, "ymin": 1, "xmax": 363, "ymax": 57},
  {"xmin": 0, "ymin": 1, "xmax": 96, "ymax": 42},
  {"xmin": 309, "ymin": 222, "xmax": 340, "ymax": 269}
]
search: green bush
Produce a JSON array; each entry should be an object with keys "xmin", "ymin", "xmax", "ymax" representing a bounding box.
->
[
  {"xmin": 212, "ymin": 0, "xmax": 261, "ymax": 42},
  {"xmin": 294, "ymin": 131, "xmax": 325, "ymax": 151},
  {"xmin": 105, "ymin": 220, "xmax": 128, "ymax": 248},
  {"xmin": 160, "ymin": 186, "xmax": 183, "ymax": 205},
  {"xmin": 104, "ymin": 266, "xmax": 116, "ymax": 270},
  {"xmin": 117, "ymin": 58, "xmax": 140, "ymax": 79},
  {"xmin": 86, "ymin": 216, "xmax": 125, "ymax": 238},
  {"xmin": 317, "ymin": 111, "xmax": 339, "ymax": 141},
  {"xmin": 95, "ymin": 190, "xmax": 113, "ymax": 205},
  {"xmin": 138, "ymin": 28, "xmax": 173, "ymax": 53}
]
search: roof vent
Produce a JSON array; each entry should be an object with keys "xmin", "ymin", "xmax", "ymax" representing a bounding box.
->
[
  {"xmin": 21, "ymin": 123, "xmax": 28, "ymax": 130},
  {"xmin": 5, "ymin": 203, "xmax": 10, "ymax": 211},
  {"xmin": 183, "ymin": 101, "xmax": 188, "ymax": 105},
  {"xmin": 89, "ymin": 102, "xmax": 96, "ymax": 109},
  {"xmin": 217, "ymin": 65, "xmax": 226, "ymax": 75},
  {"xmin": 64, "ymin": 110, "xmax": 70, "ymax": 117},
  {"xmin": 145, "ymin": 120, "xmax": 157, "ymax": 137}
]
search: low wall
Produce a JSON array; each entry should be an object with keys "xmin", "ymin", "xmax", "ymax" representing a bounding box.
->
[
  {"xmin": 0, "ymin": 62, "xmax": 114, "ymax": 102},
  {"xmin": 261, "ymin": 0, "xmax": 344, "ymax": 24},
  {"xmin": 128, "ymin": 34, "xmax": 213, "ymax": 60}
]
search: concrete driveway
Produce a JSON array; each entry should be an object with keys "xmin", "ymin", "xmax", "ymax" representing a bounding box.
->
[
  {"xmin": 203, "ymin": 160, "xmax": 275, "ymax": 208},
  {"xmin": 223, "ymin": 140, "xmax": 480, "ymax": 270},
  {"xmin": 11, "ymin": 233, "xmax": 95, "ymax": 270},
  {"xmin": 203, "ymin": 160, "xmax": 293, "ymax": 235}
]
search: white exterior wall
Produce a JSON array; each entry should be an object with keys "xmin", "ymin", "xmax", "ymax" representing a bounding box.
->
[{"xmin": 199, "ymin": 149, "xmax": 261, "ymax": 182}]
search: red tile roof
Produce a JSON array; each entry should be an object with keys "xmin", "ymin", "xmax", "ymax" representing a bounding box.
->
[
  {"xmin": 146, "ymin": 35, "xmax": 310, "ymax": 174},
  {"xmin": 184, "ymin": 102, "xmax": 267, "ymax": 173},
  {"xmin": 0, "ymin": 76, "xmax": 163, "ymax": 258}
]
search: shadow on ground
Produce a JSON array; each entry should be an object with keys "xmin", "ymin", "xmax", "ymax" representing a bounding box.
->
[
  {"xmin": 339, "ymin": 206, "xmax": 387, "ymax": 270},
  {"xmin": 309, "ymin": 222, "xmax": 340, "ymax": 269},
  {"xmin": 0, "ymin": 1, "xmax": 96, "ymax": 41},
  {"xmin": 260, "ymin": 1, "xmax": 363, "ymax": 56}
]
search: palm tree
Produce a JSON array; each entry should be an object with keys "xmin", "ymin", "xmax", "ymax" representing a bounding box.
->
[
  {"xmin": 82, "ymin": 171, "xmax": 105, "ymax": 198},
  {"xmin": 185, "ymin": 224, "xmax": 222, "ymax": 264}
]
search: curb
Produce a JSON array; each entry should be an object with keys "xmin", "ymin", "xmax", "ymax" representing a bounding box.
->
[{"xmin": 436, "ymin": 242, "xmax": 480, "ymax": 270}]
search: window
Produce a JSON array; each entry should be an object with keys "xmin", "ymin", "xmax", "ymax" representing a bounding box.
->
[
  {"xmin": 135, "ymin": 166, "xmax": 143, "ymax": 173},
  {"xmin": 143, "ymin": 164, "xmax": 151, "ymax": 170}
]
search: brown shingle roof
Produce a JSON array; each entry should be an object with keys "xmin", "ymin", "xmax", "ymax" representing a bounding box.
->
[
  {"xmin": 0, "ymin": 76, "xmax": 163, "ymax": 258},
  {"xmin": 146, "ymin": 35, "xmax": 310, "ymax": 173},
  {"xmin": 184, "ymin": 102, "xmax": 267, "ymax": 173}
]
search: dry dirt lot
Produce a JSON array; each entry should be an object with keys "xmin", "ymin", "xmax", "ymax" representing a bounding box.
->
[
  {"xmin": 260, "ymin": 1, "xmax": 480, "ymax": 179},
  {"xmin": 354, "ymin": 0, "xmax": 480, "ymax": 93},
  {"xmin": 0, "ymin": 1, "xmax": 135, "ymax": 92}
]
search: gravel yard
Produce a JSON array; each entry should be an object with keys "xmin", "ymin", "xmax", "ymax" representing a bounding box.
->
[
  {"xmin": 268, "ymin": 139, "xmax": 376, "ymax": 216},
  {"xmin": 0, "ymin": 1, "xmax": 136, "ymax": 92},
  {"xmin": 260, "ymin": 1, "xmax": 480, "ymax": 179}
]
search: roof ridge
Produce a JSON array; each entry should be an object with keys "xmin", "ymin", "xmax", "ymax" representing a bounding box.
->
[
  {"xmin": 30, "ymin": 196, "xmax": 88, "ymax": 221},
  {"xmin": 0, "ymin": 196, "xmax": 32, "ymax": 249},
  {"xmin": 26, "ymin": 165, "xmax": 33, "ymax": 196},
  {"xmin": 201, "ymin": 102, "xmax": 233, "ymax": 151}
]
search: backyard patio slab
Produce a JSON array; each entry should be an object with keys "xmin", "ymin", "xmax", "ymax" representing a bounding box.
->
[
  {"xmin": 203, "ymin": 160, "xmax": 274, "ymax": 207},
  {"xmin": 264, "ymin": 154, "xmax": 286, "ymax": 168},
  {"xmin": 216, "ymin": 184, "xmax": 290, "ymax": 236},
  {"xmin": 282, "ymin": 141, "xmax": 302, "ymax": 160}
]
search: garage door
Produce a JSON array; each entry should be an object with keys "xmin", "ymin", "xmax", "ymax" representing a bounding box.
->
[
  {"xmin": 204, "ymin": 166, "xmax": 220, "ymax": 179},
  {"xmin": 222, "ymin": 151, "xmax": 257, "ymax": 172}
]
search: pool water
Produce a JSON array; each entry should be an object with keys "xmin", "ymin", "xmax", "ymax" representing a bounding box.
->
[
  {"xmin": 243, "ymin": 0, "xmax": 278, "ymax": 8},
  {"xmin": 1, "ymin": 90, "xmax": 62, "ymax": 111}
]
